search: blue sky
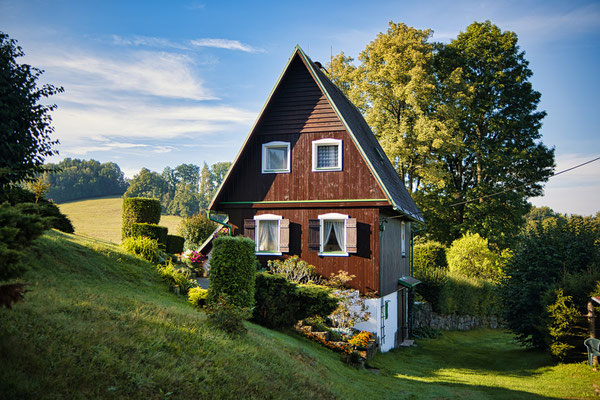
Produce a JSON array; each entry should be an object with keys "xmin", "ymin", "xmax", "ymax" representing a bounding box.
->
[{"xmin": 1, "ymin": 0, "xmax": 599, "ymax": 215}]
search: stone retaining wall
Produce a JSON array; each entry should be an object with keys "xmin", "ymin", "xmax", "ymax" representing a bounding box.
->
[{"xmin": 413, "ymin": 302, "xmax": 501, "ymax": 331}]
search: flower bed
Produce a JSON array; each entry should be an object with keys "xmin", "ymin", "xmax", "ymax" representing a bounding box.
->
[{"xmin": 296, "ymin": 321, "xmax": 377, "ymax": 366}]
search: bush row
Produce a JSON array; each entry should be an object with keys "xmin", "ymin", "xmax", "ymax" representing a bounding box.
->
[
  {"xmin": 252, "ymin": 272, "xmax": 338, "ymax": 328},
  {"xmin": 415, "ymin": 268, "xmax": 500, "ymax": 317}
]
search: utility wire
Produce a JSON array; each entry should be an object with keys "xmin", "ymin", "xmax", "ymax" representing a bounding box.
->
[{"xmin": 446, "ymin": 155, "xmax": 600, "ymax": 209}]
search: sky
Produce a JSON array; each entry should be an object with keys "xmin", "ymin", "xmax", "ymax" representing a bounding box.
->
[{"xmin": 1, "ymin": 0, "xmax": 599, "ymax": 215}]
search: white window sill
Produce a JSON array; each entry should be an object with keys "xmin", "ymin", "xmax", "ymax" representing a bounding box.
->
[
  {"xmin": 256, "ymin": 251, "xmax": 282, "ymax": 256},
  {"xmin": 261, "ymin": 169, "xmax": 290, "ymax": 174},
  {"xmin": 312, "ymin": 167, "xmax": 342, "ymax": 172},
  {"xmin": 318, "ymin": 252, "xmax": 349, "ymax": 257}
]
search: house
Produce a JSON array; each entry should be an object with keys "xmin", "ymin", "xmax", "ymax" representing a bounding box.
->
[{"xmin": 207, "ymin": 45, "xmax": 424, "ymax": 352}]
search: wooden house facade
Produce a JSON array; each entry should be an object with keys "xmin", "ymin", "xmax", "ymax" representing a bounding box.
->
[{"xmin": 208, "ymin": 46, "xmax": 424, "ymax": 351}]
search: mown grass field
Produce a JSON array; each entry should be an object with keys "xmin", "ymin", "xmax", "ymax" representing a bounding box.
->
[
  {"xmin": 0, "ymin": 230, "xmax": 597, "ymax": 399},
  {"xmin": 58, "ymin": 196, "xmax": 182, "ymax": 244}
]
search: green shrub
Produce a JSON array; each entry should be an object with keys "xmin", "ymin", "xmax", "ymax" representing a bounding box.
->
[
  {"xmin": 0, "ymin": 202, "xmax": 49, "ymax": 281},
  {"xmin": 128, "ymin": 223, "xmax": 168, "ymax": 247},
  {"xmin": 166, "ymin": 234, "xmax": 185, "ymax": 254},
  {"xmin": 156, "ymin": 259, "xmax": 197, "ymax": 294},
  {"xmin": 121, "ymin": 197, "xmax": 161, "ymax": 239},
  {"xmin": 439, "ymin": 272, "xmax": 500, "ymax": 316},
  {"xmin": 414, "ymin": 267, "xmax": 448, "ymax": 314},
  {"xmin": 0, "ymin": 187, "xmax": 74, "ymax": 233},
  {"xmin": 447, "ymin": 233, "xmax": 505, "ymax": 282},
  {"xmin": 546, "ymin": 289, "xmax": 582, "ymax": 361},
  {"xmin": 267, "ymin": 255, "xmax": 317, "ymax": 283},
  {"xmin": 121, "ymin": 236, "xmax": 161, "ymax": 263},
  {"xmin": 252, "ymin": 272, "xmax": 338, "ymax": 328},
  {"xmin": 208, "ymin": 236, "xmax": 257, "ymax": 309},
  {"xmin": 414, "ymin": 241, "xmax": 447, "ymax": 271},
  {"xmin": 178, "ymin": 213, "xmax": 217, "ymax": 251},
  {"xmin": 205, "ymin": 294, "xmax": 251, "ymax": 336},
  {"xmin": 187, "ymin": 287, "xmax": 209, "ymax": 309}
]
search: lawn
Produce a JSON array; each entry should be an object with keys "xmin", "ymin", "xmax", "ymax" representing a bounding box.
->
[
  {"xmin": 58, "ymin": 196, "xmax": 182, "ymax": 244},
  {"xmin": 0, "ymin": 230, "xmax": 597, "ymax": 399}
]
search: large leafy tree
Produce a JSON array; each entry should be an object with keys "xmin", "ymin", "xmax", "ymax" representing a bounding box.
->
[
  {"xmin": 0, "ymin": 32, "xmax": 63, "ymax": 187},
  {"xmin": 329, "ymin": 21, "xmax": 554, "ymax": 248},
  {"xmin": 425, "ymin": 21, "xmax": 555, "ymax": 248},
  {"xmin": 329, "ymin": 22, "xmax": 456, "ymax": 193}
]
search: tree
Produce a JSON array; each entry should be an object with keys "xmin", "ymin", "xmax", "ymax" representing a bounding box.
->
[
  {"xmin": 425, "ymin": 21, "xmax": 555, "ymax": 248},
  {"xmin": 502, "ymin": 213, "xmax": 600, "ymax": 349},
  {"xmin": 328, "ymin": 22, "xmax": 456, "ymax": 193},
  {"xmin": 446, "ymin": 232, "xmax": 506, "ymax": 282},
  {"xmin": 124, "ymin": 168, "xmax": 170, "ymax": 209},
  {"xmin": 0, "ymin": 32, "xmax": 63, "ymax": 187},
  {"xmin": 44, "ymin": 158, "xmax": 128, "ymax": 202},
  {"xmin": 329, "ymin": 21, "xmax": 555, "ymax": 249},
  {"xmin": 198, "ymin": 161, "xmax": 232, "ymax": 209}
]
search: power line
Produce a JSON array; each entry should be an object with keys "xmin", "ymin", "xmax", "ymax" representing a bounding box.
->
[{"xmin": 444, "ymin": 155, "xmax": 600, "ymax": 209}]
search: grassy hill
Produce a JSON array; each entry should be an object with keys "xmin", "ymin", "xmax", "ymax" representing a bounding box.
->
[
  {"xmin": 58, "ymin": 196, "xmax": 182, "ymax": 244},
  {"xmin": 0, "ymin": 230, "xmax": 597, "ymax": 399}
]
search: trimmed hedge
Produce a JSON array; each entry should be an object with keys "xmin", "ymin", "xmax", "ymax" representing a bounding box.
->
[
  {"xmin": 121, "ymin": 197, "xmax": 161, "ymax": 239},
  {"xmin": 252, "ymin": 272, "xmax": 338, "ymax": 328},
  {"xmin": 166, "ymin": 234, "xmax": 185, "ymax": 254},
  {"xmin": 129, "ymin": 223, "xmax": 168, "ymax": 247},
  {"xmin": 416, "ymin": 268, "xmax": 499, "ymax": 317},
  {"xmin": 207, "ymin": 236, "xmax": 257, "ymax": 308}
]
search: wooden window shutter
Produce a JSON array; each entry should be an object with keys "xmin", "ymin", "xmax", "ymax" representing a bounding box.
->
[
  {"xmin": 346, "ymin": 218, "xmax": 357, "ymax": 253},
  {"xmin": 308, "ymin": 219, "xmax": 320, "ymax": 252},
  {"xmin": 243, "ymin": 219, "xmax": 255, "ymax": 240},
  {"xmin": 279, "ymin": 219, "xmax": 290, "ymax": 253}
]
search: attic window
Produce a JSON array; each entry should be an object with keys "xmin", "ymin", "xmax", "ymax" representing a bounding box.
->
[
  {"xmin": 312, "ymin": 139, "xmax": 342, "ymax": 172},
  {"xmin": 262, "ymin": 141, "xmax": 290, "ymax": 174}
]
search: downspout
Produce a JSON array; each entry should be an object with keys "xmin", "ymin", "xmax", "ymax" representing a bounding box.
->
[
  {"xmin": 409, "ymin": 222, "xmax": 427, "ymax": 338},
  {"xmin": 208, "ymin": 212, "xmax": 233, "ymax": 236}
]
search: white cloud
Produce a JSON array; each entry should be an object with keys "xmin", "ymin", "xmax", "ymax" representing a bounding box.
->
[
  {"xmin": 530, "ymin": 153, "xmax": 600, "ymax": 216},
  {"xmin": 500, "ymin": 3, "xmax": 600, "ymax": 42},
  {"xmin": 111, "ymin": 35, "xmax": 190, "ymax": 50},
  {"xmin": 190, "ymin": 38, "xmax": 264, "ymax": 53},
  {"xmin": 37, "ymin": 50, "xmax": 215, "ymax": 101}
]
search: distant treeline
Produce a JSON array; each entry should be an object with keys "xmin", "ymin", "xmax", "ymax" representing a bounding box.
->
[
  {"xmin": 124, "ymin": 162, "xmax": 231, "ymax": 217},
  {"xmin": 44, "ymin": 158, "xmax": 128, "ymax": 203},
  {"xmin": 42, "ymin": 158, "xmax": 231, "ymax": 216}
]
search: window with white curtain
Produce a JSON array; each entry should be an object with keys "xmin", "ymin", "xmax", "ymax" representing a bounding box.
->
[
  {"xmin": 318, "ymin": 212, "xmax": 349, "ymax": 256},
  {"xmin": 254, "ymin": 214, "xmax": 282, "ymax": 255},
  {"xmin": 312, "ymin": 138, "xmax": 342, "ymax": 171}
]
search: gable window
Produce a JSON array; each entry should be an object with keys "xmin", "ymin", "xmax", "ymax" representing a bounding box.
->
[
  {"xmin": 312, "ymin": 139, "xmax": 342, "ymax": 171},
  {"xmin": 309, "ymin": 213, "xmax": 357, "ymax": 256},
  {"xmin": 262, "ymin": 141, "xmax": 290, "ymax": 173},
  {"xmin": 244, "ymin": 214, "xmax": 289, "ymax": 255}
]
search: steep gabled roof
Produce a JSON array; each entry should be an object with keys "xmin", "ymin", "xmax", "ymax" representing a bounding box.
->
[{"xmin": 210, "ymin": 45, "xmax": 423, "ymax": 223}]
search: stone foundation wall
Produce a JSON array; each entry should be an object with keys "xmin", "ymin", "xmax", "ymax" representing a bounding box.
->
[{"xmin": 413, "ymin": 302, "xmax": 501, "ymax": 331}]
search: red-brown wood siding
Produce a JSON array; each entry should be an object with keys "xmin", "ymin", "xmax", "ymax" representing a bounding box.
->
[
  {"xmin": 227, "ymin": 207, "xmax": 380, "ymax": 295},
  {"xmin": 214, "ymin": 54, "xmax": 387, "ymax": 204}
]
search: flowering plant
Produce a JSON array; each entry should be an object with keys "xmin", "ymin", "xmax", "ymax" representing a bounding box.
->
[
  {"xmin": 213, "ymin": 226, "xmax": 229, "ymax": 238},
  {"xmin": 348, "ymin": 331, "xmax": 374, "ymax": 347},
  {"xmin": 298, "ymin": 330, "xmax": 354, "ymax": 355},
  {"xmin": 180, "ymin": 250, "xmax": 207, "ymax": 265}
]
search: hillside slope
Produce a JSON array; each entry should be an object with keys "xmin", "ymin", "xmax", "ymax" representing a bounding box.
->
[
  {"xmin": 0, "ymin": 231, "xmax": 596, "ymax": 399},
  {"xmin": 58, "ymin": 196, "xmax": 182, "ymax": 244}
]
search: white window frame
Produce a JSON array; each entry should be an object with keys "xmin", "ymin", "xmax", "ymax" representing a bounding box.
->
[
  {"xmin": 254, "ymin": 214, "xmax": 282, "ymax": 255},
  {"xmin": 312, "ymin": 138, "xmax": 342, "ymax": 172},
  {"xmin": 401, "ymin": 221, "xmax": 406, "ymax": 258},
  {"xmin": 262, "ymin": 141, "xmax": 290, "ymax": 174},
  {"xmin": 318, "ymin": 212, "xmax": 349, "ymax": 256}
]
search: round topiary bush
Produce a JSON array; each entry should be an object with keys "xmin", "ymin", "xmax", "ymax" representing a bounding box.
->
[
  {"xmin": 446, "ymin": 232, "xmax": 502, "ymax": 281},
  {"xmin": 207, "ymin": 236, "xmax": 257, "ymax": 308},
  {"xmin": 122, "ymin": 197, "xmax": 161, "ymax": 240}
]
